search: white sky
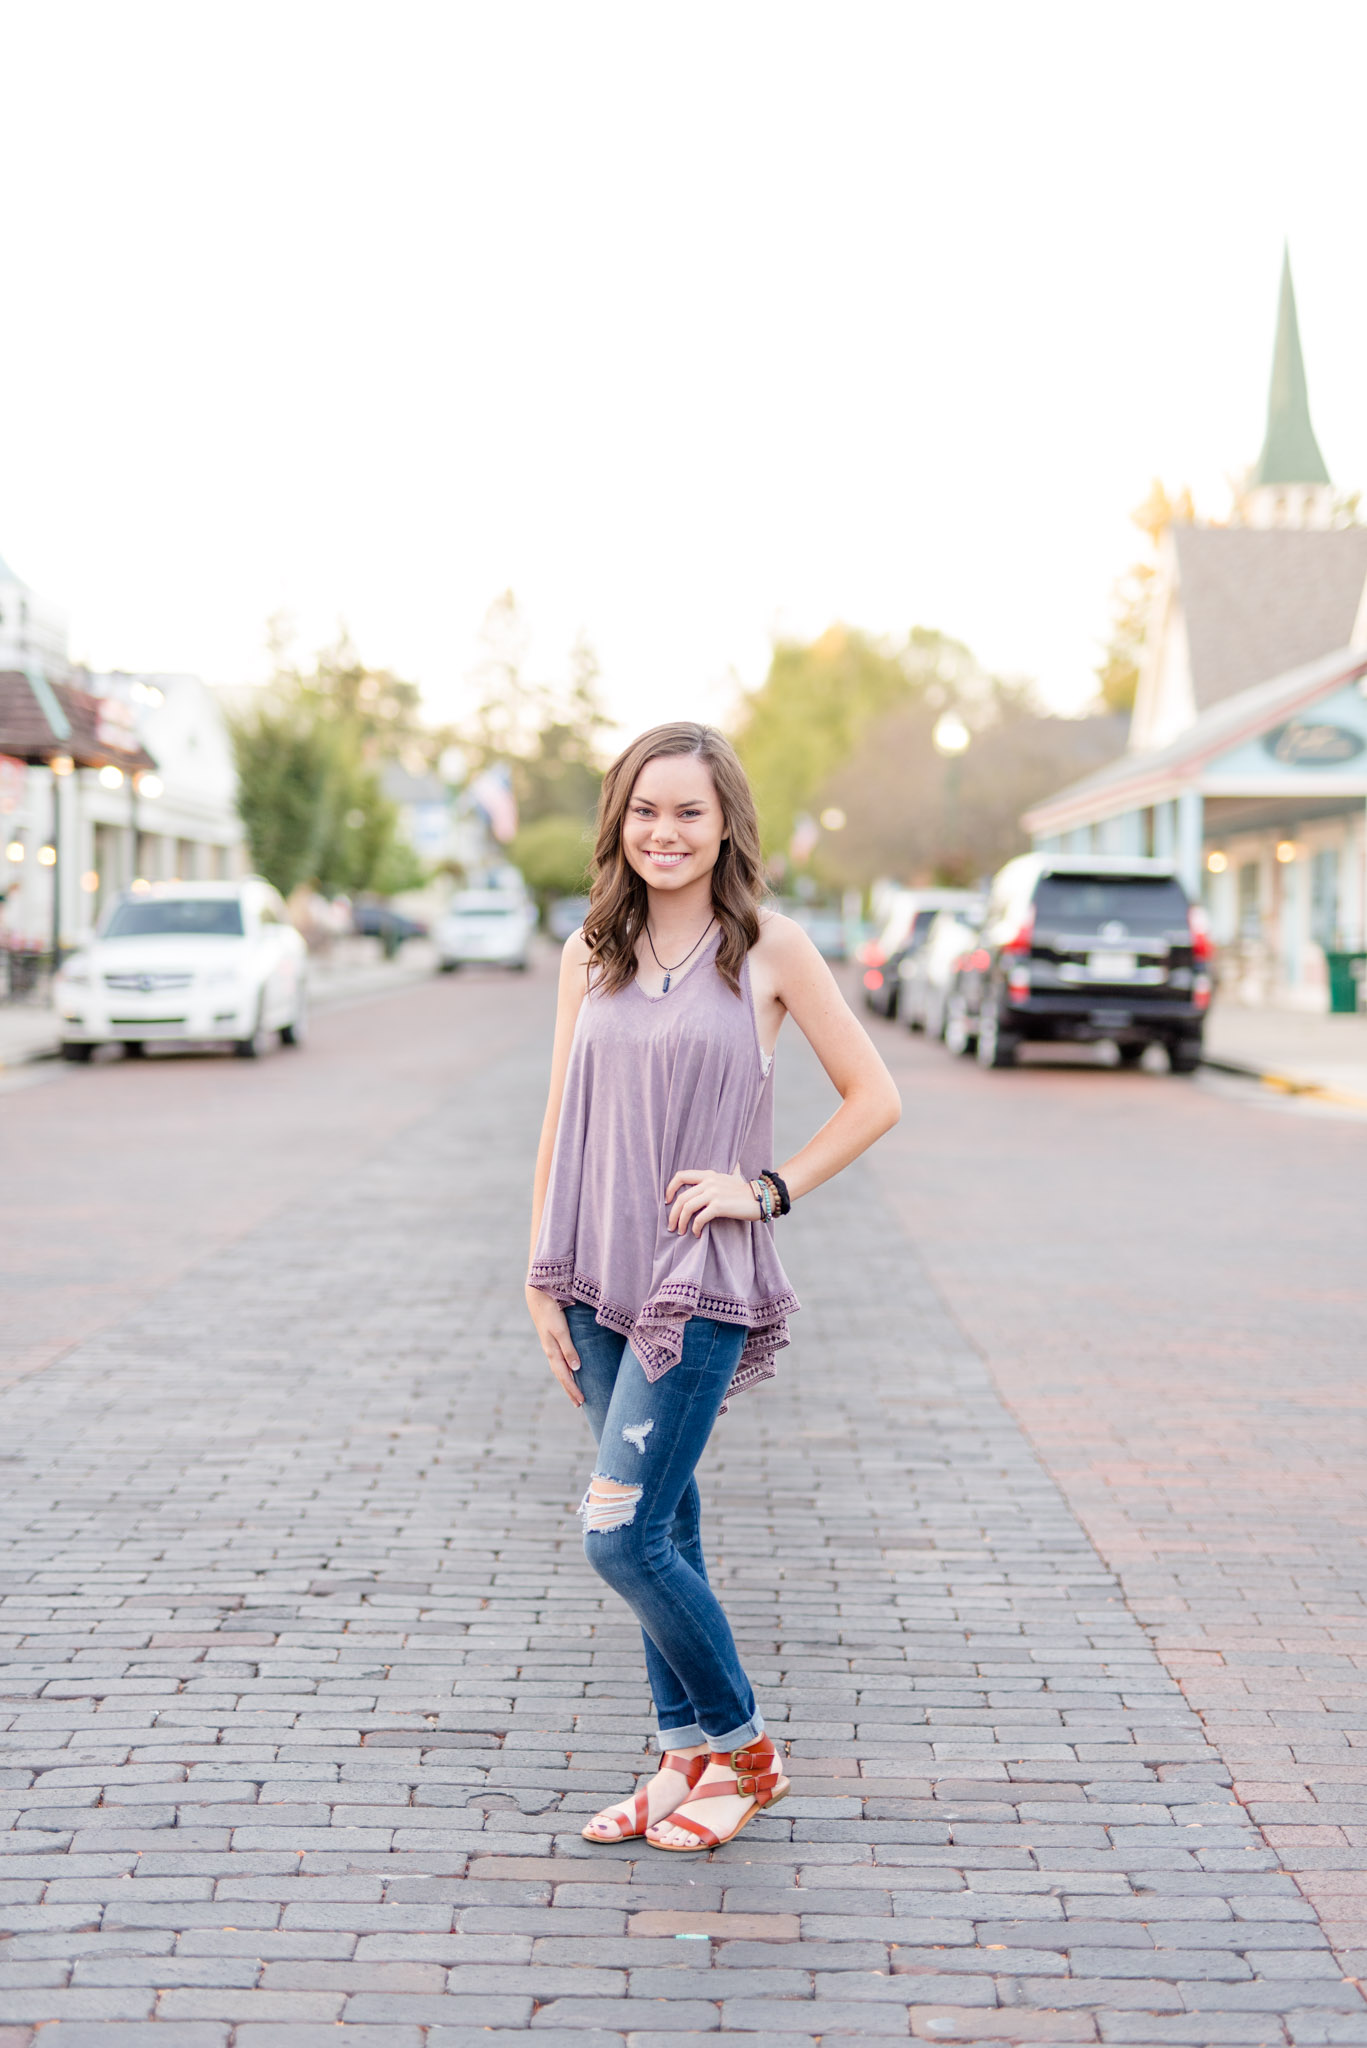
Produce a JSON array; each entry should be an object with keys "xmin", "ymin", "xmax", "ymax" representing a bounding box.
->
[{"xmin": 4, "ymin": 1, "xmax": 1366, "ymax": 740}]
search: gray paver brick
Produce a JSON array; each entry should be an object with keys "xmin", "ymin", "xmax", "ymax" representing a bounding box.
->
[{"xmin": 3, "ymin": 968, "xmax": 1365, "ymax": 2048}]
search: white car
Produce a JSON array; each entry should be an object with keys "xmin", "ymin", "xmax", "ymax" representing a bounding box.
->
[
  {"xmin": 434, "ymin": 890, "xmax": 533, "ymax": 971},
  {"xmin": 54, "ymin": 878, "xmax": 308, "ymax": 1061}
]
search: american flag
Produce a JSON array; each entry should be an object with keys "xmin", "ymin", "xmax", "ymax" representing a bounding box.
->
[{"xmin": 470, "ymin": 763, "xmax": 518, "ymax": 844}]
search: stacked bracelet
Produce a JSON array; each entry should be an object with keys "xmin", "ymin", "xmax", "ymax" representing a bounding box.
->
[{"xmin": 750, "ymin": 1169, "xmax": 792, "ymax": 1220}]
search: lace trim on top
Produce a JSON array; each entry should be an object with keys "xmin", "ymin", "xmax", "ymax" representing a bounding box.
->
[{"xmin": 528, "ymin": 1255, "xmax": 794, "ymax": 1401}]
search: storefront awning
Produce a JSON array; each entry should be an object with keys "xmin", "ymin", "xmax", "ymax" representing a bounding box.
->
[
  {"xmin": 1023, "ymin": 646, "xmax": 1367, "ymax": 839},
  {"xmin": 0, "ymin": 669, "xmax": 157, "ymax": 775}
]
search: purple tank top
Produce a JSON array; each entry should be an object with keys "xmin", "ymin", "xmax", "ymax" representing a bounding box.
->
[{"xmin": 529, "ymin": 930, "xmax": 798, "ymax": 1403}]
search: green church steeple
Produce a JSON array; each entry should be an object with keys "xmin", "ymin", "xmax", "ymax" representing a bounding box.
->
[{"xmin": 1253, "ymin": 247, "xmax": 1330, "ymax": 488}]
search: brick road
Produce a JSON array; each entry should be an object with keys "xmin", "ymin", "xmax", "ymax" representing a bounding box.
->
[{"xmin": 1, "ymin": 961, "xmax": 1364, "ymax": 2046}]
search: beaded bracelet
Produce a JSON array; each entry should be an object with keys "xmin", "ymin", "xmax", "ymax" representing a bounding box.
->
[{"xmin": 750, "ymin": 1171, "xmax": 790, "ymax": 1221}]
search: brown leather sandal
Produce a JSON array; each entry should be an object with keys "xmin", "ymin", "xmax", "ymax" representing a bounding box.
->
[
  {"xmin": 581, "ymin": 1749, "xmax": 709, "ymax": 1843},
  {"xmin": 644, "ymin": 1736, "xmax": 790, "ymax": 1852}
]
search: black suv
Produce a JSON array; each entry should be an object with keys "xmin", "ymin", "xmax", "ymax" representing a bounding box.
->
[{"xmin": 944, "ymin": 855, "xmax": 1212, "ymax": 1071}]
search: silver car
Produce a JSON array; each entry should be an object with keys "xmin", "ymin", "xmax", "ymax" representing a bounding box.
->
[{"xmin": 899, "ymin": 904, "xmax": 984, "ymax": 1039}]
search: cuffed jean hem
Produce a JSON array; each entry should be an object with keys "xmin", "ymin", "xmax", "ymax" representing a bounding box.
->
[
  {"xmin": 655, "ymin": 1721, "xmax": 706, "ymax": 1751},
  {"xmin": 704, "ymin": 1709, "xmax": 765, "ymax": 1751}
]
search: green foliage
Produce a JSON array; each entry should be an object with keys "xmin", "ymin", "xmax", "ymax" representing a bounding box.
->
[
  {"xmin": 509, "ymin": 813, "xmax": 594, "ymax": 902},
  {"xmin": 470, "ymin": 594, "xmax": 608, "ymax": 827},
  {"xmin": 228, "ymin": 636, "xmax": 427, "ymax": 898},
  {"xmin": 732, "ymin": 624, "xmax": 982, "ymax": 858},
  {"xmin": 728, "ymin": 617, "xmax": 1122, "ymax": 890}
]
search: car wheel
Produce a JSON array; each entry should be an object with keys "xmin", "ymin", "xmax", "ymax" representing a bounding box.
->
[
  {"xmin": 233, "ymin": 999, "xmax": 267, "ymax": 1059},
  {"xmin": 123, "ymin": 1041, "xmax": 146, "ymax": 1059},
  {"xmin": 1117, "ymin": 1042, "xmax": 1147, "ymax": 1068},
  {"xmin": 976, "ymin": 1003, "xmax": 1019, "ymax": 1069},
  {"xmin": 944, "ymin": 996, "xmax": 977, "ymax": 1057},
  {"xmin": 61, "ymin": 1041, "xmax": 95, "ymax": 1063},
  {"xmin": 438, "ymin": 959, "xmax": 460, "ymax": 974},
  {"xmin": 280, "ymin": 994, "xmax": 308, "ymax": 1047},
  {"xmin": 1169, "ymin": 1038, "xmax": 1202, "ymax": 1074}
]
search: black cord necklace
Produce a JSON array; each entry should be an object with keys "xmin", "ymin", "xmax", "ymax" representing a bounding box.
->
[{"xmin": 645, "ymin": 915, "xmax": 716, "ymax": 993}]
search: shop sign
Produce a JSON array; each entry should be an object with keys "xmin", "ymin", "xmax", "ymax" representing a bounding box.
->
[
  {"xmin": 95, "ymin": 692, "xmax": 139, "ymax": 754},
  {"xmin": 1262, "ymin": 719, "xmax": 1365, "ymax": 766}
]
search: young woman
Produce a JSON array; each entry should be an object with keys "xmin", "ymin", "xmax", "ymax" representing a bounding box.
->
[{"xmin": 526, "ymin": 721, "xmax": 900, "ymax": 1852}]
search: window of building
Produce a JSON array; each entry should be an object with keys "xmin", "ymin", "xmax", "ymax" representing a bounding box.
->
[
  {"xmin": 1310, "ymin": 847, "xmax": 1340, "ymax": 948},
  {"xmin": 1237, "ymin": 862, "xmax": 1261, "ymax": 939}
]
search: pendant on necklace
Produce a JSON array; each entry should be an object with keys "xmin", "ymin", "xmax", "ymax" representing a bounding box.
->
[{"xmin": 661, "ymin": 971, "xmax": 672, "ymax": 993}]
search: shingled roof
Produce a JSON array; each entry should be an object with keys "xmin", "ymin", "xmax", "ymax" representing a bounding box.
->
[
  {"xmin": 1172, "ymin": 525, "xmax": 1367, "ymax": 712},
  {"xmin": 0, "ymin": 671, "xmax": 156, "ymax": 772}
]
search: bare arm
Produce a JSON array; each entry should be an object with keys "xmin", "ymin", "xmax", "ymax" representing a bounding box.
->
[
  {"xmin": 768, "ymin": 917, "xmax": 902, "ymax": 1200},
  {"xmin": 526, "ymin": 933, "xmax": 592, "ymax": 1403},
  {"xmin": 666, "ymin": 917, "xmax": 901, "ymax": 1235}
]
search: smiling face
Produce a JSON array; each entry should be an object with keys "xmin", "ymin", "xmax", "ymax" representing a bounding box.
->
[{"xmin": 621, "ymin": 752, "xmax": 727, "ymax": 894}]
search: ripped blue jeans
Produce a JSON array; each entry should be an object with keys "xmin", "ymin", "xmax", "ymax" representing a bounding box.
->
[{"xmin": 567, "ymin": 1304, "xmax": 763, "ymax": 1752}]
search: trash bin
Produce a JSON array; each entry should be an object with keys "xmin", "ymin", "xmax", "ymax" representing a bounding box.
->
[{"xmin": 1324, "ymin": 950, "xmax": 1367, "ymax": 1014}]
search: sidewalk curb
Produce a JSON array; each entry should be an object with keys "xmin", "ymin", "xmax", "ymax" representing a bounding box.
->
[
  {"xmin": 0, "ymin": 961, "xmax": 437, "ymax": 1075},
  {"xmin": 1201, "ymin": 1050, "xmax": 1367, "ymax": 1111}
]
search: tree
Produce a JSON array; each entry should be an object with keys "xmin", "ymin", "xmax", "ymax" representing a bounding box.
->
[
  {"xmin": 509, "ymin": 813, "xmax": 595, "ymax": 906},
  {"xmin": 1095, "ymin": 482, "xmax": 1194, "ymax": 714},
  {"xmin": 732, "ymin": 623, "xmax": 1028, "ymax": 872},
  {"xmin": 813, "ymin": 698, "xmax": 1127, "ymax": 888},
  {"xmin": 733, "ymin": 627, "xmax": 924, "ymax": 859},
  {"xmin": 515, "ymin": 635, "xmax": 611, "ymax": 828},
  {"xmin": 466, "ymin": 591, "xmax": 609, "ymax": 831},
  {"xmin": 228, "ymin": 636, "xmax": 426, "ymax": 897}
]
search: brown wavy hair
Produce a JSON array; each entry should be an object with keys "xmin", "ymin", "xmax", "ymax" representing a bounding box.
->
[{"xmin": 583, "ymin": 722, "xmax": 765, "ymax": 997}]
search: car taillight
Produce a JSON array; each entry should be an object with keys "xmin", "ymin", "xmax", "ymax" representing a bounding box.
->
[
  {"xmin": 1193, "ymin": 972, "xmax": 1211, "ymax": 1011},
  {"xmin": 1007, "ymin": 966, "xmax": 1030, "ymax": 1000},
  {"xmin": 858, "ymin": 942, "xmax": 885, "ymax": 967},
  {"xmin": 1188, "ymin": 905, "xmax": 1213, "ymax": 963},
  {"xmin": 965, "ymin": 948, "xmax": 991, "ymax": 973},
  {"xmin": 1002, "ymin": 907, "xmax": 1036, "ymax": 955},
  {"xmin": 863, "ymin": 968, "xmax": 884, "ymax": 991}
]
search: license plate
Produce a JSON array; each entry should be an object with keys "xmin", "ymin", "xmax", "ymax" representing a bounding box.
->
[
  {"xmin": 1090, "ymin": 1009, "xmax": 1133, "ymax": 1028},
  {"xmin": 1089, "ymin": 950, "xmax": 1137, "ymax": 978}
]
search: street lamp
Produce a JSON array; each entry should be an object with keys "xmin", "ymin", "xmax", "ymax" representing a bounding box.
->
[
  {"xmin": 932, "ymin": 712, "xmax": 971, "ymax": 878},
  {"xmin": 932, "ymin": 712, "xmax": 971, "ymax": 756}
]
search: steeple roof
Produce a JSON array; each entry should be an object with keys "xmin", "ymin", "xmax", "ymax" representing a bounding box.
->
[{"xmin": 1253, "ymin": 247, "xmax": 1330, "ymax": 488}]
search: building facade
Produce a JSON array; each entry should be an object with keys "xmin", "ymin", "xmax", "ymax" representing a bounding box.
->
[
  {"xmin": 1025, "ymin": 253, "xmax": 1367, "ymax": 1010},
  {"xmin": 0, "ymin": 553, "xmax": 245, "ymax": 954}
]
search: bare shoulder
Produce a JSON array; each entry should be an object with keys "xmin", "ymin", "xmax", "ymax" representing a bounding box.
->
[
  {"xmin": 753, "ymin": 906, "xmax": 824, "ymax": 970},
  {"xmin": 557, "ymin": 928, "xmax": 593, "ymax": 999}
]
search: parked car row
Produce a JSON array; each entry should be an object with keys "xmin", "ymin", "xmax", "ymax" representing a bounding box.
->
[
  {"xmin": 859, "ymin": 888, "xmax": 982, "ymax": 1020},
  {"xmin": 865, "ymin": 855, "xmax": 1213, "ymax": 1073}
]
